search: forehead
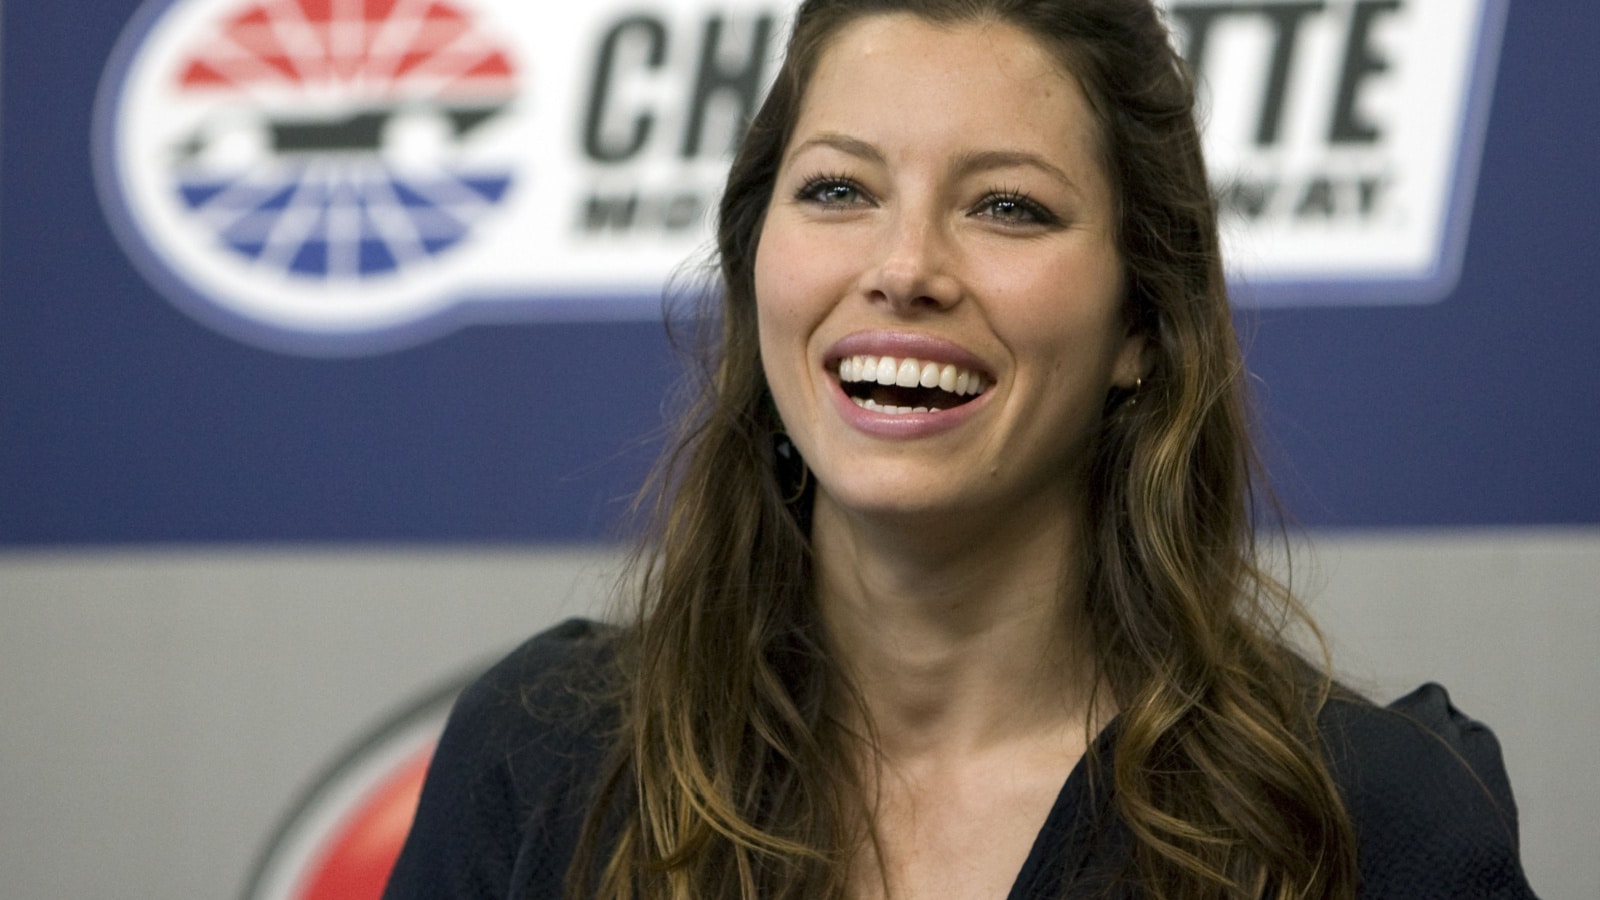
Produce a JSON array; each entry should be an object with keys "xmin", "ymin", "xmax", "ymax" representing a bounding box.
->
[{"xmin": 792, "ymin": 14, "xmax": 1104, "ymax": 167}]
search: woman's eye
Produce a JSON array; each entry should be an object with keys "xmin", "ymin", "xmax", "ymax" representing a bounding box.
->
[
  {"xmin": 976, "ymin": 193, "xmax": 1056, "ymax": 227},
  {"xmin": 798, "ymin": 177, "xmax": 868, "ymax": 207}
]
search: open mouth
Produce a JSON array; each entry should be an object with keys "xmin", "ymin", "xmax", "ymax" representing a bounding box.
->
[{"xmin": 835, "ymin": 354, "xmax": 989, "ymax": 414}]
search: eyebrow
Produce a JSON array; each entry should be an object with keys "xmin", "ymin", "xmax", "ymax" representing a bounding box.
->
[
  {"xmin": 951, "ymin": 150, "xmax": 1080, "ymax": 195},
  {"xmin": 786, "ymin": 132, "xmax": 884, "ymax": 167},
  {"xmin": 785, "ymin": 133, "xmax": 1082, "ymax": 195}
]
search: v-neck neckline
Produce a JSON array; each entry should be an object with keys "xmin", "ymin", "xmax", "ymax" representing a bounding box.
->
[{"xmin": 1004, "ymin": 721, "xmax": 1121, "ymax": 900}]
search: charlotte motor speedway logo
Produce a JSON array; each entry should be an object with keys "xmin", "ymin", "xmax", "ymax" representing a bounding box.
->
[
  {"xmin": 95, "ymin": 0, "xmax": 1507, "ymax": 355},
  {"xmin": 241, "ymin": 669, "xmax": 470, "ymax": 900},
  {"xmin": 95, "ymin": 0, "xmax": 528, "ymax": 353}
]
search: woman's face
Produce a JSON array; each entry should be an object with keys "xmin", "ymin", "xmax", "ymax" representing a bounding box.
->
[{"xmin": 754, "ymin": 14, "xmax": 1145, "ymax": 527}]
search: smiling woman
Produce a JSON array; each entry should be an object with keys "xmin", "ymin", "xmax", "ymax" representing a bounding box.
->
[
  {"xmin": 756, "ymin": 15, "xmax": 1139, "ymax": 531},
  {"xmin": 384, "ymin": 2, "xmax": 1538, "ymax": 899}
]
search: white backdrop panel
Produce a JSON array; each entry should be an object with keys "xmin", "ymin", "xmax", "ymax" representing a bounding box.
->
[{"xmin": 0, "ymin": 534, "xmax": 1592, "ymax": 899}]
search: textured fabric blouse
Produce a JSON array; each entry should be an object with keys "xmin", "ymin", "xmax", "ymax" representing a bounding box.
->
[{"xmin": 384, "ymin": 619, "xmax": 1539, "ymax": 899}]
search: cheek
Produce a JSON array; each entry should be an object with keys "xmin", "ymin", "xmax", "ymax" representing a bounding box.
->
[
  {"xmin": 754, "ymin": 223, "xmax": 813, "ymax": 317},
  {"xmin": 990, "ymin": 253, "xmax": 1126, "ymax": 350},
  {"xmin": 753, "ymin": 230, "xmax": 812, "ymax": 417},
  {"xmin": 753, "ymin": 221, "xmax": 844, "ymax": 374},
  {"xmin": 753, "ymin": 235, "xmax": 788, "ymax": 368}
]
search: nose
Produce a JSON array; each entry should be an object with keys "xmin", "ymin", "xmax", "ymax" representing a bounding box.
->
[{"xmin": 862, "ymin": 206, "xmax": 961, "ymax": 313}]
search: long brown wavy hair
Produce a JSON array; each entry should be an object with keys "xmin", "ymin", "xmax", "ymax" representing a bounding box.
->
[{"xmin": 568, "ymin": 1, "xmax": 1358, "ymax": 898}]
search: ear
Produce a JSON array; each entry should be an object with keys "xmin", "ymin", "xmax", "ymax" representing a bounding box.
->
[{"xmin": 1111, "ymin": 326, "xmax": 1152, "ymax": 390}]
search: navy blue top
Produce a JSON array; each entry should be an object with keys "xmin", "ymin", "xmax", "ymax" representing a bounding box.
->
[{"xmin": 385, "ymin": 619, "xmax": 1538, "ymax": 898}]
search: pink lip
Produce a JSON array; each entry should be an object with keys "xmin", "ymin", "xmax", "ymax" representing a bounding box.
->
[
  {"xmin": 823, "ymin": 331, "xmax": 995, "ymax": 439},
  {"xmin": 825, "ymin": 331, "xmax": 992, "ymax": 374}
]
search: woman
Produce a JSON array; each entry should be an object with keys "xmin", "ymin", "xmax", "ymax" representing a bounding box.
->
[{"xmin": 386, "ymin": 1, "xmax": 1536, "ymax": 897}]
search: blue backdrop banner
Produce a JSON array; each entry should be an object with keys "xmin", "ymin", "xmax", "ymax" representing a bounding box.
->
[{"xmin": 2, "ymin": 0, "xmax": 1596, "ymax": 543}]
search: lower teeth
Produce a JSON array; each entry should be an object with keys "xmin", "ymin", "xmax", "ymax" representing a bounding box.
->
[{"xmin": 853, "ymin": 397, "xmax": 933, "ymax": 415}]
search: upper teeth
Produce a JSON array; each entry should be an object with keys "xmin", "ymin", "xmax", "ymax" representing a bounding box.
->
[{"xmin": 836, "ymin": 355, "xmax": 987, "ymax": 396}]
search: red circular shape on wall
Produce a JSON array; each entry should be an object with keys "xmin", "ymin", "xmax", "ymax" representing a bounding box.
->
[{"xmin": 296, "ymin": 743, "xmax": 435, "ymax": 900}]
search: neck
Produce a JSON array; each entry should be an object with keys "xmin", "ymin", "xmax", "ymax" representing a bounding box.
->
[{"xmin": 813, "ymin": 493, "xmax": 1102, "ymax": 763}]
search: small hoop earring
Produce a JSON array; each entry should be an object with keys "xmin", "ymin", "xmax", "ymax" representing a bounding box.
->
[
  {"xmin": 1125, "ymin": 376, "xmax": 1144, "ymax": 408},
  {"xmin": 784, "ymin": 463, "xmax": 810, "ymax": 506}
]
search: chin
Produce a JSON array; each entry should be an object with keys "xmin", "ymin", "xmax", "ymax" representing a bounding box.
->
[{"xmin": 812, "ymin": 475, "xmax": 983, "ymax": 526}]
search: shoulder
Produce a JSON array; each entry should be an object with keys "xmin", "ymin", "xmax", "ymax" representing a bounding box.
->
[
  {"xmin": 1319, "ymin": 683, "xmax": 1538, "ymax": 899},
  {"xmin": 384, "ymin": 618, "xmax": 622, "ymax": 900},
  {"xmin": 447, "ymin": 617, "xmax": 621, "ymax": 774},
  {"xmin": 449, "ymin": 617, "xmax": 620, "ymax": 754}
]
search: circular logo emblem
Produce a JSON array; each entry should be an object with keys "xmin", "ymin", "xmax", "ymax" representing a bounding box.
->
[
  {"xmin": 95, "ymin": 0, "xmax": 524, "ymax": 353},
  {"xmin": 241, "ymin": 672, "xmax": 470, "ymax": 900}
]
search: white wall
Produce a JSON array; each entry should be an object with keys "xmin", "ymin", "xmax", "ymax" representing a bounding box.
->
[{"xmin": 0, "ymin": 533, "xmax": 1592, "ymax": 898}]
